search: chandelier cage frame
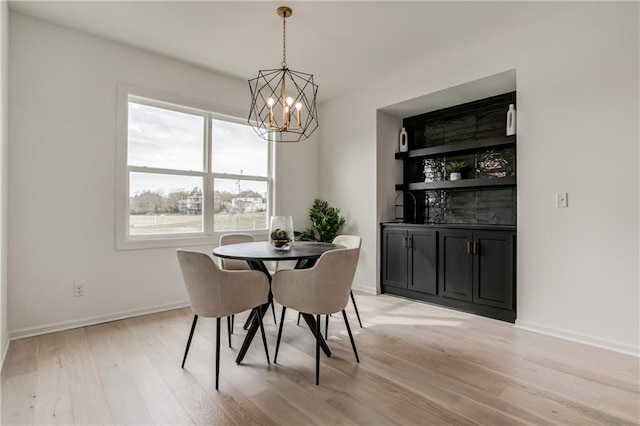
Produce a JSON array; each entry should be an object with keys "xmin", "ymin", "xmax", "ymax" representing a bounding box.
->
[{"xmin": 247, "ymin": 6, "xmax": 319, "ymax": 143}]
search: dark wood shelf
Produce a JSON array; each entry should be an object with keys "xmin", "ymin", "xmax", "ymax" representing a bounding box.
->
[
  {"xmin": 395, "ymin": 177, "xmax": 516, "ymax": 191},
  {"xmin": 395, "ymin": 135, "xmax": 515, "ymax": 160}
]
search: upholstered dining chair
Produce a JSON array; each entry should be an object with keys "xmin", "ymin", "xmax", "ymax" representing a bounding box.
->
[
  {"xmin": 296, "ymin": 235, "xmax": 363, "ymax": 338},
  {"xmin": 272, "ymin": 248, "xmax": 360, "ymax": 385},
  {"xmin": 176, "ymin": 249, "xmax": 270, "ymax": 390},
  {"xmin": 219, "ymin": 233, "xmax": 277, "ymax": 339}
]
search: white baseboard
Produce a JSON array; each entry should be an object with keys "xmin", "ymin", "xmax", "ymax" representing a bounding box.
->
[
  {"xmin": 8, "ymin": 300, "xmax": 191, "ymax": 341},
  {"xmin": 352, "ymin": 284, "xmax": 378, "ymax": 295},
  {"xmin": 1, "ymin": 336, "xmax": 9, "ymax": 372},
  {"xmin": 515, "ymin": 319, "xmax": 639, "ymax": 357}
]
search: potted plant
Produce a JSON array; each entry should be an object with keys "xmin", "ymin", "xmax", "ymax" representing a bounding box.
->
[
  {"xmin": 295, "ymin": 198, "xmax": 346, "ymax": 242},
  {"xmin": 446, "ymin": 161, "xmax": 467, "ymax": 181}
]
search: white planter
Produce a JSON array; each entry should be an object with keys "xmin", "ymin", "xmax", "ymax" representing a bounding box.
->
[{"xmin": 450, "ymin": 172, "xmax": 462, "ymax": 181}]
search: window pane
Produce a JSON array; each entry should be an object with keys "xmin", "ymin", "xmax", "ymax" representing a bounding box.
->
[
  {"xmin": 129, "ymin": 172, "xmax": 203, "ymax": 235},
  {"xmin": 213, "ymin": 179, "xmax": 267, "ymax": 232},
  {"xmin": 212, "ymin": 120, "xmax": 268, "ymax": 176},
  {"xmin": 128, "ymin": 102, "xmax": 205, "ymax": 171}
]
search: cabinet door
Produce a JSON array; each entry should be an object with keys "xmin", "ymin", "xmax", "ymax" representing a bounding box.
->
[
  {"xmin": 409, "ymin": 229, "xmax": 437, "ymax": 295},
  {"xmin": 438, "ymin": 230, "xmax": 473, "ymax": 301},
  {"xmin": 382, "ymin": 228, "xmax": 409, "ymax": 289},
  {"xmin": 473, "ymin": 231, "xmax": 514, "ymax": 310}
]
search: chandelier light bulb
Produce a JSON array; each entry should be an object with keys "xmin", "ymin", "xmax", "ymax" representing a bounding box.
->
[
  {"xmin": 295, "ymin": 102, "xmax": 302, "ymax": 111},
  {"xmin": 267, "ymin": 98, "xmax": 275, "ymax": 106},
  {"xmin": 286, "ymin": 97, "xmax": 294, "ymax": 106}
]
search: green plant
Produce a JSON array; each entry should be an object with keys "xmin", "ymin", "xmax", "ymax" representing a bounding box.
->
[
  {"xmin": 295, "ymin": 198, "xmax": 346, "ymax": 243},
  {"xmin": 445, "ymin": 160, "xmax": 467, "ymax": 174}
]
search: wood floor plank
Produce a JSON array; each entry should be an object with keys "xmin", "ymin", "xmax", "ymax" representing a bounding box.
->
[
  {"xmin": 1, "ymin": 371, "xmax": 38, "ymax": 425},
  {"xmin": 173, "ymin": 382, "xmax": 235, "ymax": 426},
  {"xmin": 62, "ymin": 328, "xmax": 115, "ymax": 425},
  {"xmin": 2, "ymin": 292, "xmax": 638, "ymax": 426},
  {"xmin": 33, "ymin": 332, "xmax": 74, "ymax": 425},
  {"xmin": 125, "ymin": 354, "xmax": 188, "ymax": 425},
  {"xmin": 2, "ymin": 336, "xmax": 39, "ymax": 379},
  {"xmin": 84, "ymin": 323, "xmax": 155, "ymax": 425}
]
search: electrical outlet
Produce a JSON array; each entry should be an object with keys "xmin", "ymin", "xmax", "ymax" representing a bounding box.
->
[
  {"xmin": 555, "ymin": 192, "xmax": 568, "ymax": 208},
  {"xmin": 73, "ymin": 283, "xmax": 85, "ymax": 297}
]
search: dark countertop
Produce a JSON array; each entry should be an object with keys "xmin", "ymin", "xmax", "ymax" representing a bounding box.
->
[{"xmin": 381, "ymin": 222, "xmax": 516, "ymax": 232}]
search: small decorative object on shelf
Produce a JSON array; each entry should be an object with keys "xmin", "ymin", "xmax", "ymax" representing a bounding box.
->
[
  {"xmin": 269, "ymin": 215, "xmax": 293, "ymax": 250},
  {"xmin": 506, "ymin": 104, "xmax": 517, "ymax": 136},
  {"xmin": 395, "ymin": 191, "xmax": 417, "ymax": 223},
  {"xmin": 446, "ymin": 161, "xmax": 466, "ymax": 181},
  {"xmin": 399, "ymin": 127, "xmax": 408, "ymax": 152}
]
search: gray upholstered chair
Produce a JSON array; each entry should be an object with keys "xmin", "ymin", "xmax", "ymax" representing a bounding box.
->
[
  {"xmin": 272, "ymin": 248, "xmax": 360, "ymax": 385},
  {"xmin": 177, "ymin": 249, "xmax": 270, "ymax": 390},
  {"xmin": 219, "ymin": 233, "xmax": 277, "ymax": 335}
]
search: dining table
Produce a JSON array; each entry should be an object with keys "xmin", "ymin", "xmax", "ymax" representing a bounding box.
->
[{"xmin": 212, "ymin": 240, "xmax": 345, "ymax": 364}]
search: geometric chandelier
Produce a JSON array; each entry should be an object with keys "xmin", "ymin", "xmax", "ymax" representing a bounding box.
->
[{"xmin": 248, "ymin": 6, "xmax": 319, "ymax": 142}]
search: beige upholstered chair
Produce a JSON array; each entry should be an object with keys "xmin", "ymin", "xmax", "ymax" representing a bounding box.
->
[
  {"xmin": 272, "ymin": 248, "xmax": 360, "ymax": 385},
  {"xmin": 219, "ymin": 233, "xmax": 255, "ymax": 270},
  {"xmin": 327, "ymin": 235, "xmax": 363, "ymax": 335},
  {"xmin": 297, "ymin": 235, "xmax": 363, "ymax": 337},
  {"xmin": 177, "ymin": 249, "xmax": 270, "ymax": 390},
  {"xmin": 219, "ymin": 233, "xmax": 277, "ymax": 334}
]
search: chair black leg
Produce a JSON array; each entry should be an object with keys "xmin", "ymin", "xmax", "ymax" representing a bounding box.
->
[
  {"xmin": 325, "ymin": 314, "xmax": 329, "ymax": 339},
  {"xmin": 257, "ymin": 309, "xmax": 270, "ymax": 365},
  {"xmin": 181, "ymin": 315, "xmax": 198, "ymax": 368},
  {"xmin": 271, "ymin": 300, "xmax": 277, "ymax": 325},
  {"xmin": 243, "ymin": 309, "xmax": 255, "ymax": 330},
  {"xmin": 342, "ymin": 310, "xmax": 359, "ymax": 363},
  {"xmin": 350, "ymin": 290, "xmax": 363, "ymax": 328},
  {"xmin": 297, "ymin": 312, "xmax": 301, "ymax": 326},
  {"xmin": 215, "ymin": 317, "xmax": 221, "ymax": 390},
  {"xmin": 316, "ymin": 314, "xmax": 321, "ymax": 385},
  {"xmin": 274, "ymin": 307, "xmax": 287, "ymax": 364},
  {"xmin": 227, "ymin": 316, "xmax": 232, "ymax": 348}
]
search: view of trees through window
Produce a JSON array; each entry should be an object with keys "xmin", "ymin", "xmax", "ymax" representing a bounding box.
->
[{"xmin": 127, "ymin": 99, "xmax": 269, "ymax": 237}]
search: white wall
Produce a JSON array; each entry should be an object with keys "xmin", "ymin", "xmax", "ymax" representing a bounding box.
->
[
  {"xmin": 1, "ymin": 0, "xmax": 9, "ymax": 362},
  {"xmin": 320, "ymin": 3, "xmax": 639, "ymax": 355},
  {"xmin": 7, "ymin": 12, "xmax": 319, "ymax": 337}
]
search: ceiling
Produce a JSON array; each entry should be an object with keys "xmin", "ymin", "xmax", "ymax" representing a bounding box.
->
[{"xmin": 8, "ymin": 1, "xmax": 579, "ymax": 103}]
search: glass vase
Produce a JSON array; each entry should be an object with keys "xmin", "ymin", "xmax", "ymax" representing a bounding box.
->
[{"xmin": 269, "ymin": 216, "xmax": 293, "ymax": 250}]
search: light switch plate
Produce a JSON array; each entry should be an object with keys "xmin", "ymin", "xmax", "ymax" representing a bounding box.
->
[{"xmin": 555, "ymin": 192, "xmax": 568, "ymax": 208}]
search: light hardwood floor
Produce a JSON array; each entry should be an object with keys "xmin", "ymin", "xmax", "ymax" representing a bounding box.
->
[{"xmin": 2, "ymin": 293, "xmax": 639, "ymax": 425}]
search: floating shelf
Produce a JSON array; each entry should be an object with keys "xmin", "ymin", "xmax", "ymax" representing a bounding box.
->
[
  {"xmin": 395, "ymin": 177, "xmax": 516, "ymax": 191},
  {"xmin": 395, "ymin": 135, "xmax": 515, "ymax": 160}
]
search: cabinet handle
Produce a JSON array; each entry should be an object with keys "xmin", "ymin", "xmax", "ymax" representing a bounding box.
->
[
  {"xmin": 467, "ymin": 241, "xmax": 473, "ymax": 254},
  {"xmin": 473, "ymin": 242, "xmax": 479, "ymax": 255},
  {"xmin": 407, "ymin": 237, "xmax": 413, "ymax": 248},
  {"xmin": 402, "ymin": 237, "xmax": 408, "ymax": 248}
]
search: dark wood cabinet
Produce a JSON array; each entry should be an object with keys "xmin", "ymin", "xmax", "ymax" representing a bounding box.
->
[
  {"xmin": 381, "ymin": 226, "xmax": 437, "ymax": 295},
  {"xmin": 439, "ymin": 229, "xmax": 473, "ymax": 301},
  {"xmin": 381, "ymin": 223, "xmax": 516, "ymax": 322},
  {"xmin": 439, "ymin": 229, "xmax": 514, "ymax": 310},
  {"xmin": 473, "ymin": 231, "xmax": 514, "ymax": 311}
]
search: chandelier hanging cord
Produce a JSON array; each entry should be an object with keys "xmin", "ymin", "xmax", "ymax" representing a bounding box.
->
[{"xmin": 278, "ymin": 6, "xmax": 291, "ymax": 68}]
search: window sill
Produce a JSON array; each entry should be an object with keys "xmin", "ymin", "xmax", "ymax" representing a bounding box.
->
[{"xmin": 116, "ymin": 231, "xmax": 269, "ymax": 251}]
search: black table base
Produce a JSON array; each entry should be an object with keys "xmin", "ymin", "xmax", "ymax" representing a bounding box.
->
[{"xmin": 234, "ymin": 258, "xmax": 332, "ymax": 364}]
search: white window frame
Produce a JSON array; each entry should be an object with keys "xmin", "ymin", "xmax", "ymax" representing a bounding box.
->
[{"xmin": 116, "ymin": 84, "xmax": 274, "ymax": 250}]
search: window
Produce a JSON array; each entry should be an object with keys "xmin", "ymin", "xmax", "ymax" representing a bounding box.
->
[{"xmin": 116, "ymin": 86, "xmax": 272, "ymax": 249}]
